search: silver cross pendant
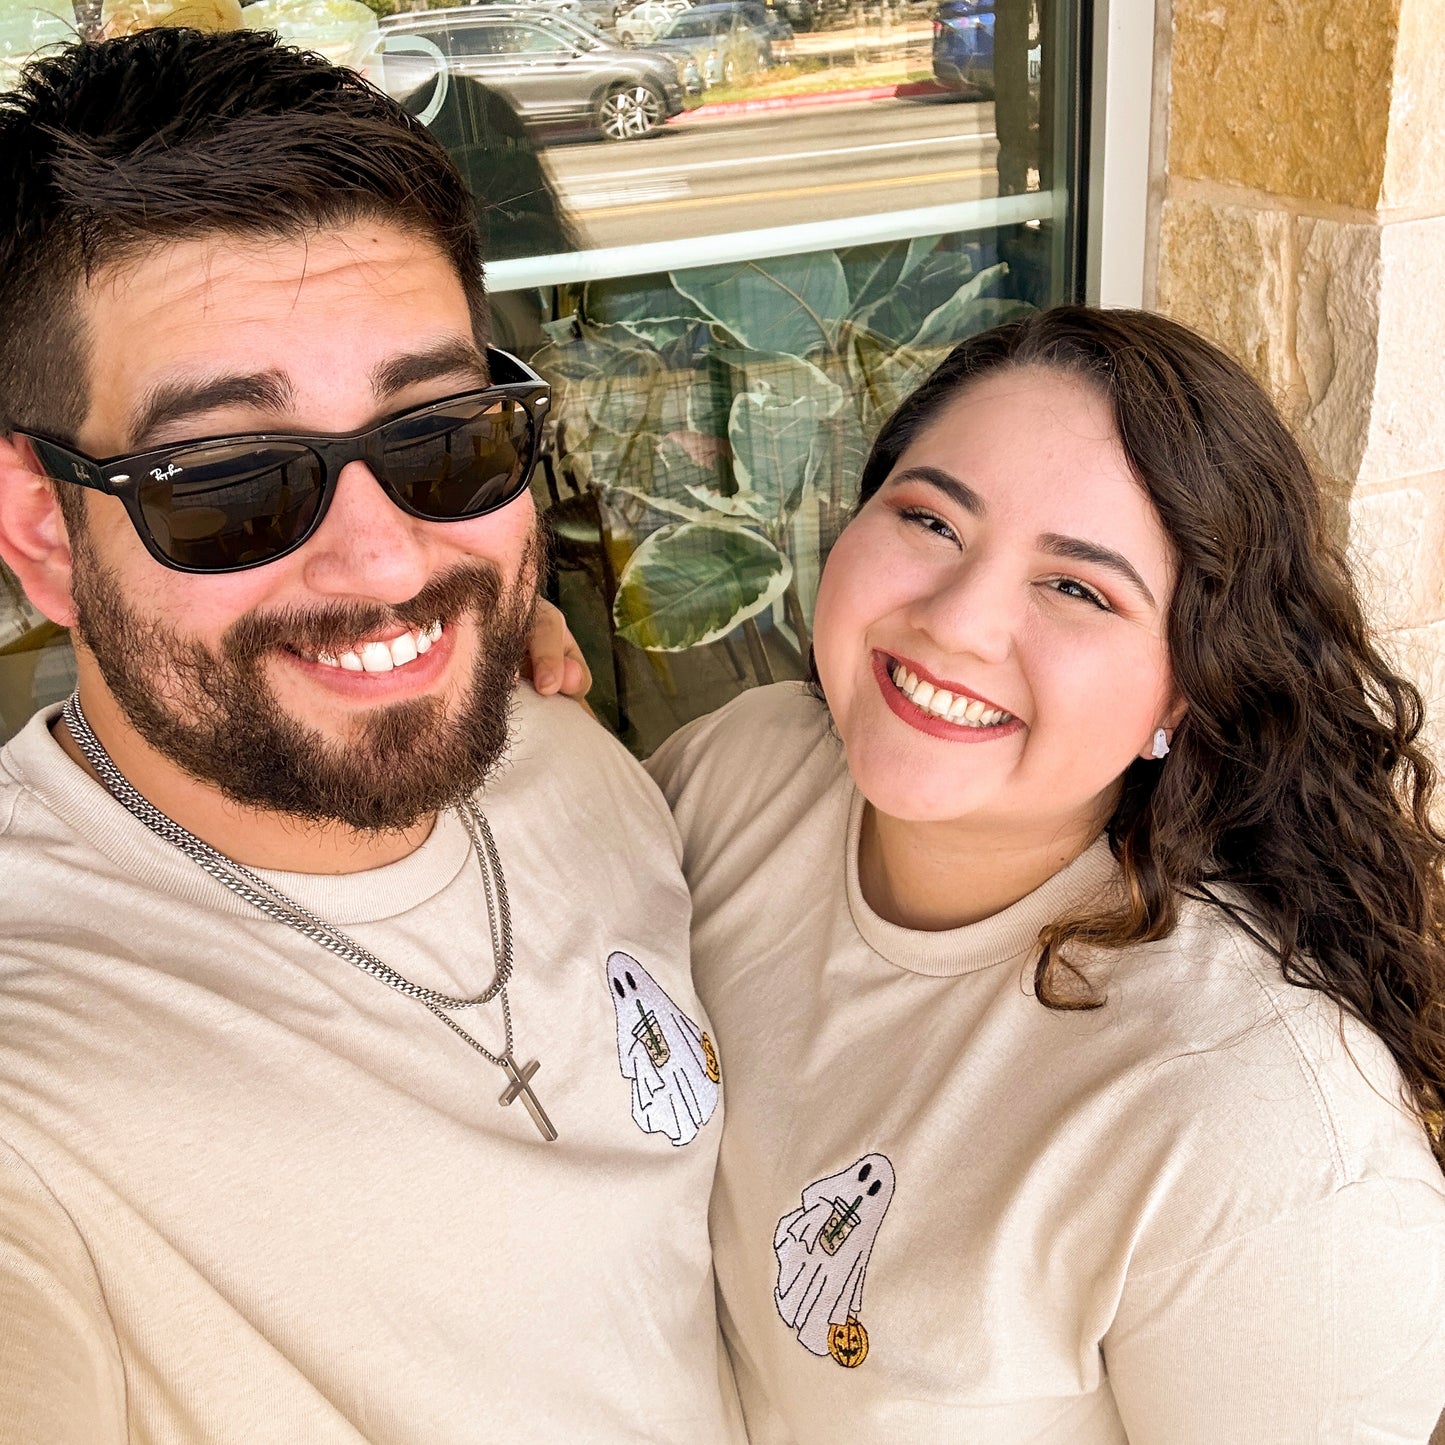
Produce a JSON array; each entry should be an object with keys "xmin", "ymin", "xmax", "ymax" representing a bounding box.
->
[{"xmin": 499, "ymin": 1053, "xmax": 558, "ymax": 1141}]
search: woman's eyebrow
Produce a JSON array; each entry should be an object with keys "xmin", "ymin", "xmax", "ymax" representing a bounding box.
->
[
  {"xmin": 1039, "ymin": 532, "xmax": 1156, "ymax": 607},
  {"xmin": 890, "ymin": 465, "xmax": 986, "ymax": 516}
]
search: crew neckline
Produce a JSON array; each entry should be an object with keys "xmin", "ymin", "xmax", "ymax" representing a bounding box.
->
[
  {"xmin": 2, "ymin": 704, "xmax": 475, "ymax": 925},
  {"xmin": 843, "ymin": 787, "xmax": 1120, "ymax": 978}
]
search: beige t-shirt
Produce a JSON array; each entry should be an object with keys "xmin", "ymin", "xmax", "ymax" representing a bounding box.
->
[
  {"xmin": 0, "ymin": 687, "xmax": 744, "ymax": 1445},
  {"xmin": 648, "ymin": 682, "xmax": 1445, "ymax": 1445}
]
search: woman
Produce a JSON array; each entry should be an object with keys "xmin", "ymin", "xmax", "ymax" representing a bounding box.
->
[{"xmin": 541, "ymin": 306, "xmax": 1445, "ymax": 1439}]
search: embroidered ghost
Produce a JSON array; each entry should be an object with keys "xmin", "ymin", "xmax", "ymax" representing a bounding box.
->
[
  {"xmin": 605, "ymin": 951, "xmax": 720, "ymax": 1147},
  {"xmin": 774, "ymin": 1154, "xmax": 895, "ymax": 1366}
]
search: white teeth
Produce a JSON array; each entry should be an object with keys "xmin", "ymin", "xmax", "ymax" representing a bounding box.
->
[
  {"xmin": 359, "ymin": 641, "xmax": 394, "ymax": 673},
  {"xmin": 889, "ymin": 659, "xmax": 1013, "ymax": 730},
  {"xmin": 312, "ymin": 623, "xmax": 438, "ymax": 674}
]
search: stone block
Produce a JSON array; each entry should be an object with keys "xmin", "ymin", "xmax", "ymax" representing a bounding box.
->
[
  {"xmin": 1384, "ymin": 0, "xmax": 1445, "ymax": 211},
  {"xmin": 1296, "ymin": 217, "xmax": 1381, "ymax": 482},
  {"xmin": 1368, "ymin": 217, "xmax": 1445, "ymax": 480},
  {"xmin": 1296, "ymin": 215, "xmax": 1445, "ymax": 485},
  {"xmin": 1348, "ymin": 483, "xmax": 1442, "ymax": 632},
  {"xmin": 1156, "ymin": 195, "xmax": 1293, "ymax": 399},
  {"xmin": 1385, "ymin": 618, "xmax": 1445, "ymax": 765},
  {"xmin": 1169, "ymin": 0, "xmax": 1396, "ymax": 209}
]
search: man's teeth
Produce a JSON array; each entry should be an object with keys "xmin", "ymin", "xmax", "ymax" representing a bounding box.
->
[
  {"xmin": 313, "ymin": 621, "xmax": 443, "ymax": 673},
  {"xmin": 889, "ymin": 663, "xmax": 1012, "ymax": 727}
]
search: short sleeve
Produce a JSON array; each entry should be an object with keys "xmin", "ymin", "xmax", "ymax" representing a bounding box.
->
[
  {"xmin": 0, "ymin": 1137, "xmax": 126, "ymax": 1443},
  {"xmin": 641, "ymin": 709, "xmax": 710, "ymax": 807},
  {"xmin": 1104, "ymin": 1175, "xmax": 1445, "ymax": 1443}
]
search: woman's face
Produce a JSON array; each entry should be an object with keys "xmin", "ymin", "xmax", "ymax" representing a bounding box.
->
[{"xmin": 813, "ymin": 367, "xmax": 1182, "ymax": 841}]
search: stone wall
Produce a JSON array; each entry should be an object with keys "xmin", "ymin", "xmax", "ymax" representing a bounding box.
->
[{"xmin": 1152, "ymin": 0, "xmax": 1445, "ymax": 758}]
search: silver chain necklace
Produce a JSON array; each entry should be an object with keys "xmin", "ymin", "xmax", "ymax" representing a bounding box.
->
[{"xmin": 60, "ymin": 693, "xmax": 558, "ymax": 1141}]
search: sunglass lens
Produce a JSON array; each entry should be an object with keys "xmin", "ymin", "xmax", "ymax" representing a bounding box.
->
[
  {"xmin": 136, "ymin": 443, "xmax": 325, "ymax": 570},
  {"xmin": 380, "ymin": 398, "xmax": 535, "ymax": 520}
]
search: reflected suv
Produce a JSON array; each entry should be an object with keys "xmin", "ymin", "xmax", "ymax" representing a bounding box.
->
[
  {"xmin": 931, "ymin": 0, "xmax": 1039, "ymax": 98},
  {"xmin": 380, "ymin": 6, "xmax": 685, "ymax": 139},
  {"xmin": 641, "ymin": 2, "xmax": 786, "ymax": 86}
]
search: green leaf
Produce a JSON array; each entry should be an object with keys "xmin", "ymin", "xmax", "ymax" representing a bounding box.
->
[
  {"xmin": 608, "ymin": 486, "xmax": 713, "ymax": 523},
  {"xmin": 583, "ymin": 274, "xmax": 705, "ymax": 327},
  {"xmin": 682, "ymin": 483, "xmax": 772, "ymax": 521},
  {"xmin": 843, "ymin": 329, "xmax": 933, "ymax": 421},
  {"xmin": 705, "ymin": 348, "xmax": 843, "ymax": 416},
  {"xmin": 617, "ymin": 316, "xmax": 699, "ymax": 351},
  {"xmin": 899, "ymin": 234, "xmax": 947, "ymax": 282},
  {"xmin": 562, "ymin": 425, "xmax": 663, "ymax": 497},
  {"xmin": 728, "ymin": 389, "xmax": 831, "ymax": 520},
  {"xmin": 613, "ymin": 522, "xmax": 793, "ymax": 652},
  {"xmin": 655, "ymin": 430, "xmax": 733, "ymax": 504},
  {"xmin": 908, "ymin": 262, "xmax": 1016, "ymax": 351},
  {"xmin": 671, "ymin": 254, "xmax": 848, "ymax": 358},
  {"xmin": 575, "ymin": 346, "xmax": 664, "ymax": 436},
  {"xmin": 838, "ymin": 240, "xmax": 909, "ymax": 313},
  {"xmin": 852, "ymin": 250, "xmax": 979, "ymax": 348}
]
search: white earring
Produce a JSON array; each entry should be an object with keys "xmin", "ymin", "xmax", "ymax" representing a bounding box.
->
[{"xmin": 1151, "ymin": 728, "xmax": 1170, "ymax": 759}]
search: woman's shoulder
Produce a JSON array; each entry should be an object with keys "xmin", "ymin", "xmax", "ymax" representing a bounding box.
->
[
  {"xmin": 645, "ymin": 681, "xmax": 837, "ymax": 811},
  {"xmin": 1103, "ymin": 890, "xmax": 1443, "ymax": 1223},
  {"xmin": 644, "ymin": 681, "xmax": 850, "ymax": 878}
]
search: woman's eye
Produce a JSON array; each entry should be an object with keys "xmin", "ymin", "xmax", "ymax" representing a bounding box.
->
[
  {"xmin": 898, "ymin": 506, "xmax": 958, "ymax": 544},
  {"xmin": 1047, "ymin": 576, "xmax": 1111, "ymax": 610}
]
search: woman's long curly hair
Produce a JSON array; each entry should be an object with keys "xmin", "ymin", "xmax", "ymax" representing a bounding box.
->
[{"xmin": 855, "ymin": 305, "xmax": 1445, "ymax": 1166}]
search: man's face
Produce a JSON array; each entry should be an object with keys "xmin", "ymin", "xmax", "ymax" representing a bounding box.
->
[{"xmin": 63, "ymin": 221, "xmax": 541, "ymax": 831}]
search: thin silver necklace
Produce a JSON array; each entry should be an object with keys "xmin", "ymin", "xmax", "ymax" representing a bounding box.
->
[{"xmin": 61, "ymin": 693, "xmax": 558, "ymax": 1141}]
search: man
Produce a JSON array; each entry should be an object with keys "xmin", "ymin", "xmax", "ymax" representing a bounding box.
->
[{"xmin": 0, "ymin": 29, "xmax": 742, "ymax": 1442}]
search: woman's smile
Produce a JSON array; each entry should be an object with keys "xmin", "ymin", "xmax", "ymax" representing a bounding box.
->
[{"xmin": 872, "ymin": 651, "xmax": 1024, "ymax": 742}]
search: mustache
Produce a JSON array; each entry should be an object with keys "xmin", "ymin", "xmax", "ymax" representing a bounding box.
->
[{"xmin": 219, "ymin": 561, "xmax": 509, "ymax": 662}]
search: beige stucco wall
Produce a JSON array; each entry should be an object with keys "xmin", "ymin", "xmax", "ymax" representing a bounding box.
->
[{"xmin": 1153, "ymin": 0, "xmax": 1445, "ymax": 758}]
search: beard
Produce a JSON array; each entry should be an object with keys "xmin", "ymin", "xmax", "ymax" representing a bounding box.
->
[{"xmin": 67, "ymin": 526, "xmax": 545, "ymax": 834}]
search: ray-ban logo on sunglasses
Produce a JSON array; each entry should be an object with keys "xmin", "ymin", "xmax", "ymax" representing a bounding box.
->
[{"xmin": 149, "ymin": 463, "xmax": 182, "ymax": 483}]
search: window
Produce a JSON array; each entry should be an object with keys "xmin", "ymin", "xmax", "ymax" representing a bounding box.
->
[
  {"xmin": 438, "ymin": 25, "xmax": 511, "ymax": 57},
  {"xmin": 508, "ymin": 24, "xmax": 580, "ymax": 55},
  {"xmin": 0, "ymin": 1, "xmax": 1155, "ymax": 753}
]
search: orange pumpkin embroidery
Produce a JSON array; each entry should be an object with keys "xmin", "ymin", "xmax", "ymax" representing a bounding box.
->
[{"xmin": 827, "ymin": 1316, "xmax": 869, "ymax": 1369}]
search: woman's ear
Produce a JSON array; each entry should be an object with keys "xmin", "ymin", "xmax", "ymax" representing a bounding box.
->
[
  {"xmin": 1138, "ymin": 696, "xmax": 1189, "ymax": 762},
  {"xmin": 0, "ymin": 433, "xmax": 79, "ymax": 627}
]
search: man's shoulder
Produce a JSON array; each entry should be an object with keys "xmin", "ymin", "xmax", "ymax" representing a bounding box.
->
[
  {"xmin": 500, "ymin": 685, "xmax": 646, "ymax": 784},
  {"xmin": 0, "ymin": 709, "xmax": 89, "ymax": 908},
  {"xmin": 480, "ymin": 686, "xmax": 680, "ymax": 850}
]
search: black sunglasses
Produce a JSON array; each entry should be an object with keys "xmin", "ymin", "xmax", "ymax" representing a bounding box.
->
[{"xmin": 14, "ymin": 346, "xmax": 550, "ymax": 575}]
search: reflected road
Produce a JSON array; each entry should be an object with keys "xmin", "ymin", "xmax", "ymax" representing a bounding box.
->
[{"xmin": 546, "ymin": 97, "xmax": 1000, "ymax": 249}]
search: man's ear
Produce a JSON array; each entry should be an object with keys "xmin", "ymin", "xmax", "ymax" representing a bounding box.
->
[{"xmin": 0, "ymin": 432, "xmax": 79, "ymax": 627}]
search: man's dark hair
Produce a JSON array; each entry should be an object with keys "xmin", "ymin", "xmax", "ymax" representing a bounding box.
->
[{"xmin": 0, "ymin": 26, "xmax": 488, "ymax": 440}]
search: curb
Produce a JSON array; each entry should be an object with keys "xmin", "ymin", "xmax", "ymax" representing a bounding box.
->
[{"xmin": 677, "ymin": 77, "xmax": 947, "ymax": 120}]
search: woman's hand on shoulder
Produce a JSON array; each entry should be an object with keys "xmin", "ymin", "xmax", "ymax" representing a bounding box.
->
[{"xmin": 523, "ymin": 599, "xmax": 593, "ymax": 704}]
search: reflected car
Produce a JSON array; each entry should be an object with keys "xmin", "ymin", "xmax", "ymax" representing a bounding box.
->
[
  {"xmin": 931, "ymin": 0, "xmax": 1039, "ymax": 98},
  {"xmin": 640, "ymin": 2, "xmax": 787, "ymax": 86},
  {"xmin": 615, "ymin": 0, "xmax": 691, "ymax": 46},
  {"xmin": 380, "ymin": 5, "xmax": 685, "ymax": 139}
]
